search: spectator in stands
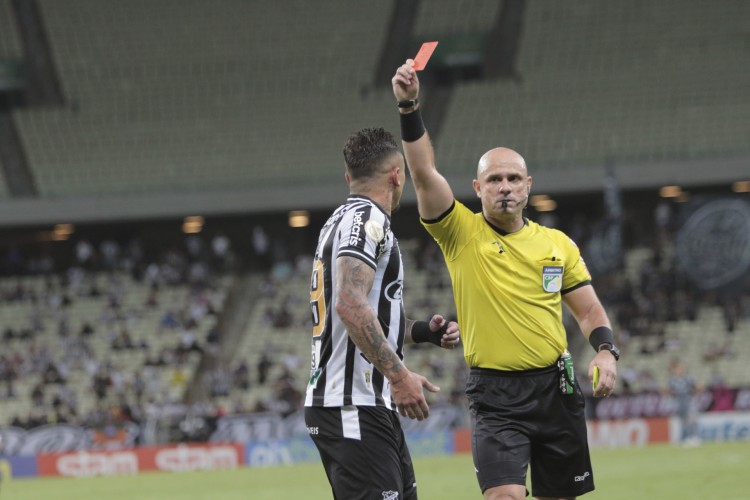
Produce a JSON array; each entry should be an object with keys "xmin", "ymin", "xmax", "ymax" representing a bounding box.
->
[
  {"xmin": 176, "ymin": 329, "xmax": 204, "ymax": 359},
  {"xmin": 669, "ymin": 361, "xmax": 701, "ymax": 446},
  {"xmin": 42, "ymin": 361, "xmax": 65, "ymax": 385},
  {"xmin": 129, "ymin": 370, "xmax": 146, "ymax": 406},
  {"xmin": 99, "ymin": 239, "xmax": 121, "ymax": 271},
  {"xmin": 392, "ymin": 61, "xmax": 618, "ymax": 499},
  {"xmin": 185, "ymin": 234, "xmax": 205, "ymax": 262},
  {"xmin": 304, "ymin": 127, "xmax": 459, "ymax": 500},
  {"xmin": 257, "ymin": 350, "xmax": 273, "ymax": 385},
  {"xmin": 0, "ymin": 356, "xmax": 17, "ymax": 398},
  {"xmin": 232, "ymin": 360, "xmax": 250, "ymax": 391},
  {"xmin": 80, "ymin": 321, "xmax": 95, "ymax": 337},
  {"xmin": 205, "ymin": 368, "xmax": 231, "ymax": 398},
  {"xmin": 251, "ymin": 225, "xmax": 272, "ymax": 271},
  {"xmin": 269, "ymin": 374, "xmax": 302, "ymax": 418},
  {"xmin": 75, "ymin": 240, "xmax": 95, "ymax": 269},
  {"xmin": 30, "ymin": 381, "xmax": 45, "ymax": 406},
  {"xmin": 111, "ymin": 328, "xmax": 136, "ymax": 350},
  {"xmin": 211, "ymin": 232, "xmax": 232, "ymax": 271},
  {"xmin": 92, "ymin": 366, "xmax": 111, "ymax": 401}
]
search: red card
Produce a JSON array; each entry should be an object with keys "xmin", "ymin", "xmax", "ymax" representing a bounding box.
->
[{"xmin": 412, "ymin": 41, "xmax": 439, "ymax": 71}]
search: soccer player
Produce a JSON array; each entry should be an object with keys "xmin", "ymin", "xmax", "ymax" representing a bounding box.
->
[
  {"xmin": 391, "ymin": 61, "xmax": 619, "ymax": 500},
  {"xmin": 304, "ymin": 127, "xmax": 460, "ymax": 500}
]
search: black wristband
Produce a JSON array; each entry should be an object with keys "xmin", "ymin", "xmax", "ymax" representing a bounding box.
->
[
  {"xmin": 589, "ymin": 326, "xmax": 614, "ymax": 352},
  {"xmin": 411, "ymin": 319, "xmax": 445, "ymax": 347},
  {"xmin": 397, "ymin": 98, "xmax": 418, "ymax": 108},
  {"xmin": 400, "ymin": 108, "xmax": 426, "ymax": 142}
]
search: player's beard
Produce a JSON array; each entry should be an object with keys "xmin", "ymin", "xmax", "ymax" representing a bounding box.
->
[{"xmin": 391, "ymin": 191, "xmax": 402, "ymax": 213}]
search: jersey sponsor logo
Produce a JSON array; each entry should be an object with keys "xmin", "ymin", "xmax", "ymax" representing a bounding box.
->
[
  {"xmin": 349, "ymin": 210, "xmax": 365, "ymax": 246},
  {"xmin": 574, "ymin": 471, "xmax": 590, "ymax": 482},
  {"xmin": 542, "ymin": 266, "xmax": 563, "ymax": 292}
]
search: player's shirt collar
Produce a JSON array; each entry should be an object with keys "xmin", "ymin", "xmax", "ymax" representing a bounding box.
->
[{"xmin": 347, "ymin": 194, "xmax": 391, "ymax": 222}]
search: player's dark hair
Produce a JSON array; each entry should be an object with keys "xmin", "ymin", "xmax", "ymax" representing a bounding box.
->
[{"xmin": 342, "ymin": 128, "xmax": 399, "ymax": 181}]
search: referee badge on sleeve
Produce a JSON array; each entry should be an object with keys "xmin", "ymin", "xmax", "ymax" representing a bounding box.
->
[{"xmin": 542, "ymin": 266, "xmax": 563, "ymax": 292}]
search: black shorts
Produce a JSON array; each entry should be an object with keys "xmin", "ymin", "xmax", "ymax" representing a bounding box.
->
[
  {"xmin": 305, "ymin": 405, "xmax": 417, "ymax": 500},
  {"xmin": 466, "ymin": 365, "xmax": 594, "ymax": 498}
]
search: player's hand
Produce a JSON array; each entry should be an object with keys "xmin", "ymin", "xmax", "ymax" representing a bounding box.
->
[
  {"xmin": 428, "ymin": 314, "xmax": 460, "ymax": 349},
  {"xmin": 589, "ymin": 350, "xmax": 617, "ymax": 398},
  {"xmin": 392, "ymin": 59, "xmax": 419, "ymax": 102},
  {"xmin": 390, "ymin": 370, "xmax": 439, "ymax": 421}
]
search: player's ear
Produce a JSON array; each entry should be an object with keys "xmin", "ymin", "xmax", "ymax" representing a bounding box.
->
[
  {"xmin": 345, "ymin": 172, "xmax": 351, "ymax": 186},
  {"xmin": 391, "ymin": 167, "xmax": 401, "ymax": 186},
  {"xmin": 473, "ymin": 179, "xmax": 481, "ymax": 198}
]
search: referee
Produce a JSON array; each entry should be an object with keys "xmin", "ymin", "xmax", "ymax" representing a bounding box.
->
[
  {"xmin": 392, "ymin": 61, "xmax": 619, "ymax": 500},
  {"xmin": 304, "ymin": 127, "xmax": 460, "ymax": 500}
]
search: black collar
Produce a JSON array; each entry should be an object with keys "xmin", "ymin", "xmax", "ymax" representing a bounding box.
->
[
  {"xmin": 348, "ymin": 194, "xmax": 391, "ymax": 221},
  {"xmin": 484, "ymin": 216, "xmax": 528, "ymax": 236}
]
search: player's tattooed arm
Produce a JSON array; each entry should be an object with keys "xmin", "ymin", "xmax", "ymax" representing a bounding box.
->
[{"xmin": 335, "ymin": 255, "xmax": 406, "ymax": 382}]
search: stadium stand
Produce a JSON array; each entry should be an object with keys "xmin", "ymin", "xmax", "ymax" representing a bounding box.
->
[
  {"xmin": 0, "ymin": 0, "xmax": 746, "ymax": 221},
  {"xmin": 432, "ymin": 0, "xmax": 750, "ymax": 183},
  {"xmin": 0, "ymin": 254, "xmax": 234, "ymax": 429},
  {"xmin": 9, "ymin": 0, "xmax": 399, "ymax": 198},
  {"xmin": 0, "ymin": 0, "xmax": 20, "ymax": 199},
  {"xmin": 414, "ymin": 0, "xmax": 499, "ymax": 35},
  {"xmin": 0, "ymin": 166, "xmax": 9, "ymax": 200},
  {"xmin": 0, "ymin": 0, "xmax": 20, "ymax": 57}
]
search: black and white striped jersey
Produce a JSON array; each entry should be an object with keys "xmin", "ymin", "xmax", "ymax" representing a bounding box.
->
[{"xmin": 305, "ymin": 195, "xmax": 405, "ymax": 410}]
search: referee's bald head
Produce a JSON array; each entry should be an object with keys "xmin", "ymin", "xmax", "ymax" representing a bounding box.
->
[{"xmin": 477, "ymin": 147, "xmax": 527, "ymax": 178}]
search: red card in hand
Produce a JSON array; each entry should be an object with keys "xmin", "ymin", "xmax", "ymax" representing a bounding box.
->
[{"xmin": 412, "ymin": 41, "xmax": 439, "ymax": 71}]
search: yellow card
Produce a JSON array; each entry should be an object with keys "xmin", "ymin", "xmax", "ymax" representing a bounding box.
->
[{"xmin": 593, "ymin": 366, "xmax": 600, "ymax": 390}]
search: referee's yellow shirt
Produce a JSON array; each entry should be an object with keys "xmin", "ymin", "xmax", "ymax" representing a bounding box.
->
[{"xmin": 422, "ymin": 201, "xmax": 592, "ymax": 371}]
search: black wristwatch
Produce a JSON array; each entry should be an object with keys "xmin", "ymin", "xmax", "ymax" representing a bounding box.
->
[
  {"xmin": 397, "ymin": 98, "xmax": 419, "ymax": 108},
  {"xmin": 598, "ymin": 343, "xmax": 620, "ymax": 361}
]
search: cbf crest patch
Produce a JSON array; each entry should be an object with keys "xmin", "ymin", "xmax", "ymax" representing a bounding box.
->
[{"xmin": 542, "ymin": 266, "xmax": 563, "ymax": 292}]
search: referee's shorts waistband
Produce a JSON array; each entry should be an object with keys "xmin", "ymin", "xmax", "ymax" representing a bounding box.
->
[{"xmin": 470, "ymin": 364, "xmax": 558, "ymax": 378}]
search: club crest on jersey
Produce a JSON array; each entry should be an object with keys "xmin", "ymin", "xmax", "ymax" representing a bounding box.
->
[{"xmin": 542, "ymin": 266, "xmax": 563, "ymax": 292}]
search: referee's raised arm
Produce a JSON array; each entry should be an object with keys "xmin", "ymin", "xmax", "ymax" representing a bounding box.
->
[{"xmin": 392, "ymin": 59, "xmax": 454, "ymax": 221}]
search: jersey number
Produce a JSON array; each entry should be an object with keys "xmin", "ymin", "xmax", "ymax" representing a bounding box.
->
[{"xmin": 310, "ymin": 259, "xmax": 326, "ymax": 338}]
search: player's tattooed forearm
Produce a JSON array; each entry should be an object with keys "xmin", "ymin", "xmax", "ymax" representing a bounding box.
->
[
  {"xmin": 335, "ymin": 256, "xmax": 403, "ymax": 377},
  {"xmin": 363, "ymin": 321, "xmax": 402, "ymax": 375}
]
